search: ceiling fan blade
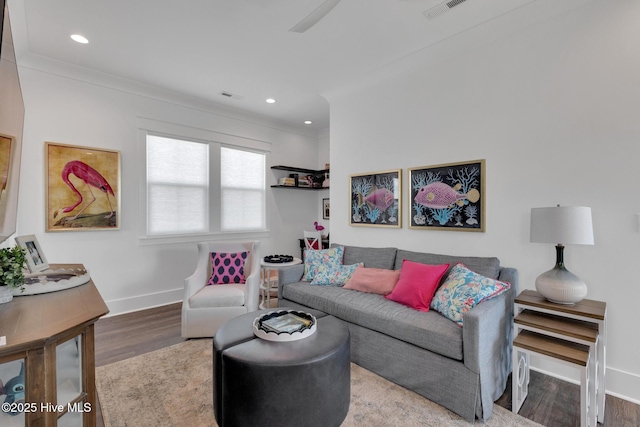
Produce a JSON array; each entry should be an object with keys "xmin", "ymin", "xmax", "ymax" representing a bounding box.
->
[{"xmin": 289, "ymin": 0, "xmax": 342, "ymax": 33}]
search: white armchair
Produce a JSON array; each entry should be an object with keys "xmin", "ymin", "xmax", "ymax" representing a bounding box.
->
[{"xmin": 181, "ymin": 240, "xmax": 260, "ymax": 338}]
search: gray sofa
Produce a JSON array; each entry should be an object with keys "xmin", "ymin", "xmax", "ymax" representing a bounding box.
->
[{"xmin": 277, "ymin": 244, "xmax": 518, "ymax": 422}]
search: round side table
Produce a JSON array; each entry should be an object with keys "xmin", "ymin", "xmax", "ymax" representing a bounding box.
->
[{"xmin": 259, "ymin": 257, "xmax": 302, "ymax": 309}]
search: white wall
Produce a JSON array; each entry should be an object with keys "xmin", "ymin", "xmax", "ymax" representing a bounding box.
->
[
  {"xmin": 314, "ymin": 127, "xmax": 331, "ymax": 234},
  {"xmin": 14, "ymin": 62, "xmax": 320, "ymax": 315},
  {"xmin": 327, "ymin": 0, "xmax": 640, "ymax": 402}
]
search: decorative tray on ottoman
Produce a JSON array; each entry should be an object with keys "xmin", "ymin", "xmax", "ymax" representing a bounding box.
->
[{"xmin": 253, "ymin": 310, "xmax": 317, "ymax": 342}]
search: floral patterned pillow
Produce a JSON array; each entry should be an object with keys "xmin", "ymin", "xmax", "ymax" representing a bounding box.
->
[
  {"xmin": 303, "ymin": 246, "xmax": 344, "ymax": 282},
  {"xmin": 311, "ymin": 263, "xmax": 363, "ymax": 286},
  {"xmin": 430, "ymin": 263, "xmax": 511, "ymax": 326}
]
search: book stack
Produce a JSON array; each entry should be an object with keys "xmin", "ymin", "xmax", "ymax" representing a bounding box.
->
[{"xmin": 278, "ymin": 177, "xmax": 296, "ymax": 186}]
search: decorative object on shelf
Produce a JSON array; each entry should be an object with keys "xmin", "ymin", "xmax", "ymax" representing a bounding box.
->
[
  {"xmin": 409, "ymin": 159, "xmax": 485, "ymax": 231},
  {"xmin": 323, "ymin": 198, "xmax": 330, "ymax": 219},
  {"xmin": 530, "ymin": 205, "xmax": 594, "ymax": 304},
  {"xmin": 15, "ymin": 234, "xmax": 48, "ymax": 272},
  {"xmin": 253, "ymin": 310, "xmax": 317, "ymax": 341},
  {"xmin": 350, "ymin": 169, "xmax": 401, "ymax": 228},
  {"xmin": 46, "ymin": 142, "xmax": 121, "ymax": 231},
  {"xmin": 0, "ymin": 244, "xmax": 27, "ymax": 302},
  {"xmin": 263, "ymin": 254, "xmax": 294, "ymax": 264},
  {"xmin": 314, "ymin": 221, "xmax": 324, "ymax": 231},
  {"xmin": 15, "ymin": 267, "xmax": 91, "ymax": 296}
]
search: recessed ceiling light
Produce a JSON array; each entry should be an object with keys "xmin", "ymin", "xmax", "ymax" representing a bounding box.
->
[
  {"xmin": 266, "ymin": 98, "xmax": 276, "ymax": 104},
  {"xmin": 70, "ymin": 34, "xmax": 89, "ymax": 44},
  {"xmin": 304, "ymin": 120, "xmax": 313, "ymax": 125}
]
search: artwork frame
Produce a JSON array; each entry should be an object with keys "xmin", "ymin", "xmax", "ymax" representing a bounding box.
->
[
  {"xmin": 46, "ymin": 142, "xmax": 121, "ymax": 231},
  {"xmin": 0, "ymin": 134, "xmax": 13, "ymax": 215},
  {"xmin": 323, "ymin": 198, "xmax": 330, "ymax": 220},
  {"xmin": 349, "ymin": 169, "xmax": 401, "ymax": 228},
  {"xmin": 15, "ymin": 234, "xmax": 49, "ymax": 272},
  {"xmin": 409, "ymin": 159, "xmax": 485, "ymax": 232}
]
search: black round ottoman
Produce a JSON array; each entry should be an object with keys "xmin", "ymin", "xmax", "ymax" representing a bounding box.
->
[{"xmin": 213, "ymin": 308, "xmax": 350, "ymax": 427}]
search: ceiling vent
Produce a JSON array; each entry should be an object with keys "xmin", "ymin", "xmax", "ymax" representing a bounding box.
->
[
  {"xmin": 219, "ymin": 91, "xmax": 244, "ymax": 101},
  {"xmin": 424, "ymin": 0, "xmax": 469, "ymax": 20}
]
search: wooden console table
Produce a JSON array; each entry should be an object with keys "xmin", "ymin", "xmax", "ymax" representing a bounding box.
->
[
  {"xmin": 0, "ymin": 264, "xmax": 109, "ymax": 426},
  {"xmin": 512, "ymin": 289, "xmax": 606, "ymax": 427}
]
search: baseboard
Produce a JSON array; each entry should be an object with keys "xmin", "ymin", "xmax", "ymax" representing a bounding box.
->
[
  {"xmin": 103, "ymin": 288, "xmax": 182, "ymax": 317},
  {"xmin": 530, "ymin": 362, "xmax": 640, "ymax": 405}
]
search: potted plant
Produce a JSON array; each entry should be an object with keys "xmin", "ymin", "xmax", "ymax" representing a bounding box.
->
[{"xmin": 0, "ymin": 245, "xmax": 27, "ymax": 303}]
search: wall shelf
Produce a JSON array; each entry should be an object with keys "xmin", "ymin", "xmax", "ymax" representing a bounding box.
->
[{"xmin": 271, "ymin": 165, "xmax": 329, "ymax": 190}]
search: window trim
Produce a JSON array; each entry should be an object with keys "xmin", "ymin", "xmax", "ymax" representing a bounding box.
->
[{"xmin": 137, "ymin": 118, "xmax": 271, "ymax": 245}]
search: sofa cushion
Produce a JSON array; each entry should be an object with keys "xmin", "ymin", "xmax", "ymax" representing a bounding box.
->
[
  {"xmin": 430, "ymin": 263, "xmax": 511, "ymax": 326},
  {"xmin": 310, "ymin": 263, "xmax": 362, "ymax": 286},
  {"xmin": 343, "ymin": 266, "xmax": 401, "ymax": 295},
  {"xmin": 303, "ymin": 246, "xmax": 344, "ymax": 281},
  {"xmin": 282, "ymin": 282, "xmax": 463, "ymax": 360},
  {"xmin": 333, "ymin": 244, "xmax": 397, "ymax": 270},
  {"xmin": 190, "ymin": 284, "xmax": 246, "ymax": 308},
  {"xmin": 385, "ymin": 261, "xmax": 449, "ymax": 312},
  {"xmin": 395, "ymin": 249, "xmax": 500, "ymax": 279}
]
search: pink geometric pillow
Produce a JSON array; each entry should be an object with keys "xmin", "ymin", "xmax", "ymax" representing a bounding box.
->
[{"xmin": 207, "ymin": 251, "xmax": 248, "ymax": 285}]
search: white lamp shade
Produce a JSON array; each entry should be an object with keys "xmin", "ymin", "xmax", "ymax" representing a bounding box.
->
[{"xmin": 530, "ymin": 206, "xmax": 594, "ymax": 246}]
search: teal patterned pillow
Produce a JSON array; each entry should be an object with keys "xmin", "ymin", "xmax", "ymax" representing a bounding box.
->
[
  {"xmin": 430, "ymin": 263, "xmax": 511, "ymax": 326},
  {"xmin": 311, "ymin": 263, "xmax": 363, "ymax": 286},
  {"xmin": 303, "ymin": 246, "xmax": 344, "ymax": 281}
]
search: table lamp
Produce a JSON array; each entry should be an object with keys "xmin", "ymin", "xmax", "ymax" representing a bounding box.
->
[{"xmin": 530, "ymin": 206, "xmax": 594, "ymax": 304}]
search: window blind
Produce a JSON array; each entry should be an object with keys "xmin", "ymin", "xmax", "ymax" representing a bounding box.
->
[
  {"xmin": 147, "ymin": 134, "xmax": 209, "ymax": 235},
  {"xmin": 221, "ymin": 147, "xmax": 266, "ymax": 231}
]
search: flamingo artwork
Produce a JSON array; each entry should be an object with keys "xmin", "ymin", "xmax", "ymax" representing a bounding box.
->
[{"xmin": 53, "ymin": 160, "xmax": 115, "ymax": 221}]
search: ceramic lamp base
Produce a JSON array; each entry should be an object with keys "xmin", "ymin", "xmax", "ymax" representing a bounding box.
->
[{"xmin": 535, "ymin": 266, "xmax": 587, "ymax": 305}]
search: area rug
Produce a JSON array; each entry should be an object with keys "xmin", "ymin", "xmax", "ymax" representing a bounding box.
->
[{"xmin": 95, "ymin": 339, "xmax": 542, "ymax": 427}]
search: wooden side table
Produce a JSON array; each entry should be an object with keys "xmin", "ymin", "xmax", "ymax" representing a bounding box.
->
[
  {"xmin": 0, "ymin": 264, "xmax": 109, "ymax": 426},
  {"xmin": 512, "ymin": 290, "xmax": 606, "ymax": 427}
]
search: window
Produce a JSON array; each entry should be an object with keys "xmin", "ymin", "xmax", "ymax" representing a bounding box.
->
[
  {"xmin": 147, "ymin": 135, "xmax": 209, "ymax": 235},
  {"xmin": 143, "ymin": 129, "xmax": 268, "ymax": 240},
  {"xmin": 221, "ymin": 147, "xmax": 266, "ymax": 231}
]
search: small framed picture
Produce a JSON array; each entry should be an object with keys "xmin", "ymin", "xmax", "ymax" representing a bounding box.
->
[
  {"xmin": 15, "ymin": 234, "xmax": 49, "ymax": 272},
  {"xmin": 323, "ymin": 198, "xmax": 330, "ymax": 220}
]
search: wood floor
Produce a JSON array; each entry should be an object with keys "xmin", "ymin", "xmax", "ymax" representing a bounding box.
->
[{"xmin": 93, "ymin": 303, "xmax": 640, "ymax": 427}]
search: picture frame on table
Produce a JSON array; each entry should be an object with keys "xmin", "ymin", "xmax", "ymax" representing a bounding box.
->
[
  {"xmin": 46, "ymin": 142, "xmax": 121, "ymax": 231},
  {"xmin": 349, "ymin": 169, "xmax": 401, "ymax": 228},
  {"xmin": 15, "ymin": 234, "xmax": 49, "ymax": 273},
  {"xmin": 408, "ymin": 159, "xmax": 485, "ymax": 232},
  {"xmin": 323, "ymin": 198, "xmax": 330, "ymax": 220}
]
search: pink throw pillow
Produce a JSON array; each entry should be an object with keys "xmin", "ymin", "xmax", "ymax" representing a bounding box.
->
[
  {"xmin": 207, "ymin": 251, "xmax": 248, "ymax": 285},
  {"xmin": 385, "ymin": 260, "xmax": 450, "ymax": 312},
  {"xmin": 343, "ymin": 266, "xmax": 401, "ymax": 295}
]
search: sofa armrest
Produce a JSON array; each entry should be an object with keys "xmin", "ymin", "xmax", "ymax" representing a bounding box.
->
[
  {"xmin": 498, "ymin": 267, "xmax": 519, "ymax": 300},
  {"xmin": 277, "ymin": 264, "xmax": 305, "ymax": 299},
  {"xmin": 463, "ymin": 282, "xmax": 516, "ymax": 421}
]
